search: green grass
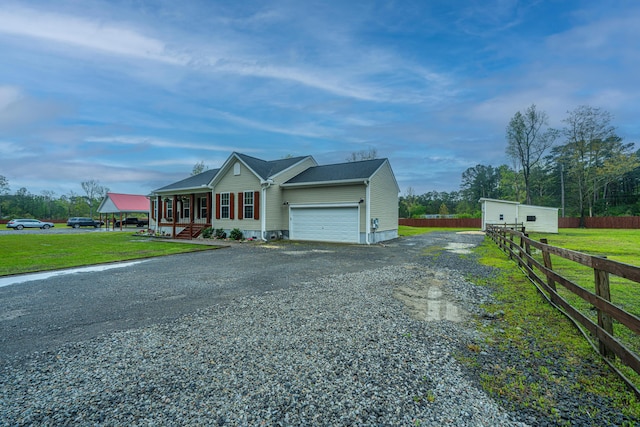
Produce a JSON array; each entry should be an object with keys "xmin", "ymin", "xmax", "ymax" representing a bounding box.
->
[
  {"xmin": 467, "ymin": 237, "xmax": 640, "ymax": 422},
  {"xmin": 0, "ymin": 233, "xmax": 221, "ymax": 276},
  {"xmin": 528, "ymin": 228, "xmax": 640, "ymax": 265},
  {"xmin": 399, "ymin": 225, "xmax": 477, "ymax": 236},
  {"xmin": 522, "ymin": 228, "xmax": 640, "ymax": 389}
]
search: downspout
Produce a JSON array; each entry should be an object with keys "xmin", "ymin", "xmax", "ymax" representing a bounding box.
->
[
  {"xmin": 365, "ymin": 179, "xmax": 371, "ymax": 245},
  {"xmin": 261, "ymin": 179, "xmax": 273, "ymax": 241}
]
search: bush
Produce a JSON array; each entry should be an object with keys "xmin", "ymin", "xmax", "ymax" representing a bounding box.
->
[
  {"xmin": 202, "ymin": 227, "xmax": 214, "ymax": 238},
  {"xmin": 214, "ymin": 228, "xmax": 226, "ymax": 239},
  {"xmin": 229, "ymin": 228, "xmax": 243, "ymax": 241}
]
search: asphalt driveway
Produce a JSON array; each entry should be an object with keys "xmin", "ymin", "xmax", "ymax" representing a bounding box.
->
[{"xmin": 0, "ymin": 232, "xmax": 485, "ymax": 361}]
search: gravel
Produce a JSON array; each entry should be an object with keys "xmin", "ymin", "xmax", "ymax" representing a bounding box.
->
[
  {"xmin": 2, "ymin": 258, "xmax": 524, "ymax": 426},
  {"xmin": 0, "ymin": 233, "xmax": 634, "ymax": 426}
]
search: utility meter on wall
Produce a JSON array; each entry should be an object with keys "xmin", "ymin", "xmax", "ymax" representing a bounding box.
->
[{"xmin": 371, "ymin": 218, "xmax": 379, "ymax": 229}]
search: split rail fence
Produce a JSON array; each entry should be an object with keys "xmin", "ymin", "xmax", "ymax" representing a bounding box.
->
[{"xmin": 486, "ymin": 224, "xmax": 640, "ymax": 394}]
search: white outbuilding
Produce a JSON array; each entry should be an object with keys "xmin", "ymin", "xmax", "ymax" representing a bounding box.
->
[{"xmin": 480, "ymin": 198, "xmax": 559, "ymax": 233}]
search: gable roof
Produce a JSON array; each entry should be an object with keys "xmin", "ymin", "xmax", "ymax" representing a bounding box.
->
[
  {"xmin": 98, "ymin": 193, "xmax": 149, "ymax": 214},
  {"xmin": 282, "ymin": 158, "xmax": 388, "ymax": 187},
  {"xmin": 233, "ymin": 152, "xmax": 312, "ymax": 180},
  {"xmin": 153, "ymin": 168, "xmax": 219, "ymax": 193}
]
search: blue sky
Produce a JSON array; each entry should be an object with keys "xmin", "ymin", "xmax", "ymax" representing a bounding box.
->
[{"xmin": 1, "ymin": 0, "xmax": 639, "ymax": 197}]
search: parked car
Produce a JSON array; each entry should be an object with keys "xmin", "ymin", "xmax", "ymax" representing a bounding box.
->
[
  {"xmin": 114, "ymin": 217, "xmax": 149, "ymax": 227},
  {"xmin": 66, "ymin": 217, "xmax": 103, "ymax": 228},
  {"xmin": 7, "ymin": 218, "xmax": 55, "ymax": 230}
]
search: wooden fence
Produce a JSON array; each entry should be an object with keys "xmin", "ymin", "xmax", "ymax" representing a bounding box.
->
[
  {"xmin": 399, "ymin": 218, "xmax": 482, "ymax": 228},
  {"xmin": 559, "ymin": 216, "xmax": 640, "ymax": 229},
  {"xmin": 486, "ymin": 224, "xmax": 640, "ymax": 394},
  {"xmin": 400, "ymin": 216, "xmax": 640, "ymax": 229}
]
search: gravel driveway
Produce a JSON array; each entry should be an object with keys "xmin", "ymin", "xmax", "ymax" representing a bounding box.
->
[{"xmin": 0, "ymin": 233, "xmax": 627, "ymax": 426}]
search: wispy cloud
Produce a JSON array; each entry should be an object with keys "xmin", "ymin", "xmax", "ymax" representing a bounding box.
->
[
  {"xmin": 0, "ymin": 5, "xmax": 187, "ymax": 65},
  {"xmin": 85, "ymin": 136, "xmax": 255, "ymax": 153}
]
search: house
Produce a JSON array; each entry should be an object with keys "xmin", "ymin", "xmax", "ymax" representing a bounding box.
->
[
  {"xmin": 149, "ymin": 152, "xmax": 400, "ymax": 244},
  {"xmin": 480, "ymin": 198, "xmax": 559, "ymax": 233}
]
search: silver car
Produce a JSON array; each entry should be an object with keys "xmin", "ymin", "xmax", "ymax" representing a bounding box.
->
[{"xmin": 6, "ymin": 218, "xmax": 55, "ymax": 230}]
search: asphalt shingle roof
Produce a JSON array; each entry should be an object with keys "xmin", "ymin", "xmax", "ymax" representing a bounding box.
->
[
  {"xmin": 235, "ymin": 153, "xmax": 310, "ymax": 180},
  {"xmin": 284, "ymin": 158, "xmax": 387, "ymax": 185},
  {"xmin": 153, "ymin": 168, "xmax": 219, "ymax": 192}
]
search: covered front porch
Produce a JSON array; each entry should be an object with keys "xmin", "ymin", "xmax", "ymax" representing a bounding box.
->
[{"xmin": 152, "ymin": 192, "xmax": 212, "ymax": 239}]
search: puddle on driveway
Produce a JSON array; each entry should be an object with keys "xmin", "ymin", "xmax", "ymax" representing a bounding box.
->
[
  {"xmin": 0, "ymin": 261, "xmax": 147, "ymax": 288},
  {"xmin": 394, "ymin": 274, "xmax": 467, "ymax": 322},
  {"xmin": 282, "ymin": 249, "xmax": 335, "ymax": 256},
  {"xmin": 444, "ymin": 242, "xmax": 476, "ymax": 254}
]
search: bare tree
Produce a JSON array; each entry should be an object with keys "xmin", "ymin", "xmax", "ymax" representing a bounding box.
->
[
  {"xmin": 192, "ymin": 161, "xmax": 208, "ymax": 175},
  {"xmin": 81, "ymin": 179, "xmax": 108, "ymax": 217},
  {"xmin": 506, "ymin": 104, "xmax": 558, "ymax": 204},
  {"xmin": 346, "ymin": 148, "xmax": 378, "ymax": 162}
]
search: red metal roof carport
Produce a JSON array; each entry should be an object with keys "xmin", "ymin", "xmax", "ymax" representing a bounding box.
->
[{"xmin": 97, "ymin": 193, "xmax": 150, "ymax": 230}]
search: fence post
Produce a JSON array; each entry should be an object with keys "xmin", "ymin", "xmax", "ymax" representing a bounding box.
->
[
  {"xmin": 594, "ymin": 256, "xmax": 615, "ymax": 360},
  {"xmin": 508, "ymin": 231, "xmax": 515, "ymax": 260},
  {"xmin": 524, "ymin": 233, "xmax": 535, "ymax": 281},
  {"xmin": 540, "ymin": 238, "xmax": 557, "ymax": 294}
]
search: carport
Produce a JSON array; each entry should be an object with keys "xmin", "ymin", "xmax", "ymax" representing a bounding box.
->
[{"xmin": 97, "ymin": 193, "xmax": 150, "ymax": 230}]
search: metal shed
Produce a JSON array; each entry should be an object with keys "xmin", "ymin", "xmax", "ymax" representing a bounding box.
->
[{"xmin": 480, "ymin": 198, "xmax": 559, "ymax": 233}]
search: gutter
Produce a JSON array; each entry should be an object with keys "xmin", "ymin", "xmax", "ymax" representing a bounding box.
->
[
  {"xmin": 260, "ymin": 179, "xmax": 273, "ymax": 241},
  {"xmin": 365, "ymin": 180, "xmax": 371, "ymax": 245}
]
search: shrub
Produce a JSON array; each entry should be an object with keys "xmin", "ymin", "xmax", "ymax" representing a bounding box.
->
[
  {"xmin": 214, "ymin": 228, "xmax": 226, "ymax": 239},
  {"xmin": 202, "ymin": 227, "xmax": 214, "ymax": 238},
  {"xmin": 229, "ymin": 228, "xmax": 243, "ymax": 241}
]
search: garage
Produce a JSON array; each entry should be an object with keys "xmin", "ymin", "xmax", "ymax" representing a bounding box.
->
[{"xmin": 289, "ymin": 206, "xmax": 359, "ymax": 243}]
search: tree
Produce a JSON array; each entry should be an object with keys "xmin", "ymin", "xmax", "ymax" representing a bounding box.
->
[
  {"xmin": 400, "ymin": 187, "xmax": 425, "ymax": 218},
  {"xmin": 506, "ymin": 104, "xmax": 558, "ymax": 204},
  {"xmin": 346, "ymin": 148, "xmax": 378, "ymax": 162},
  {"xmin": 495, "ymin": 164, "xmax": 523, "ymax": 202},
  {"xmin": 557, "ymin": 105, "xmax": 619, "ymax": 221},
  {"xmin": 460, "ymin": 164, "xmax": 501, "ymax": 202},
  {"xmin": 81, "ymin": 180, "xmax": 108, "ymax": 217},
  {"xmin": 0, "ymin": 175, "xmax": 9, "ymax": 195},
  {"xmin": 41, "ymin": 190, "xmax": 56, "ymax": 219},
  {"xmin": 192, "ymin": 161, "xmax": 208, "ymax": 175},
  {"xmin": 0, "ymin": 175, "xmax": 8, "ymax": 219}
]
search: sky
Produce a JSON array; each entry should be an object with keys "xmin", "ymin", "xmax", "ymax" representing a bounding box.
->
[{"xmin": 1, "ymin": 0, "xmax": 640, "ymax": 198}]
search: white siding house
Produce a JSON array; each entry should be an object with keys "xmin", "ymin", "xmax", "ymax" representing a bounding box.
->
[
  {"xmin": 480, "ymin": 198, "xmax": 559, "ymax": 233},
  {"xmin": 150, "ymin": 152, "xmax": 400, "ymax": 244}
]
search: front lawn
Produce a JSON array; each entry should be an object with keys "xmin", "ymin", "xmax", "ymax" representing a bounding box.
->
[{"xmin": 0, "ymin": 233, "xmax": 220, "ymax": 276}]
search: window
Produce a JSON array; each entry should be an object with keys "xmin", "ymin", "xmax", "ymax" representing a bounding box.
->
[
  {"xmin": 234, "ymin": 162, "xmax": 241, "ymax": 175},
  {"xmin": 526, "ymin": 215, "xmax": 537, "ymax": 222},
  {"xmin": 152, "ymin": 200, "xmax": 158, "ymax": 220},
  {"xmin": 244, "ymin": 191, "xmax": 254, "ymax": 219},
  {"xmin": 199, "ymin": 196, "xmax": 207, "ymax": 219},
  {"xmin": 166, "ymin": 200, "xmax": 173, "ymax": 219},
  {"xmin": 499, "ymin": 214, "xmax": 504, "ymax": 221},
  {"xmin": 182, "ymin": 198, "xmax": 190, "ymax": 219},
  {"xmin": 220, "ymin": 192, "xmax": 230, "ymax": 219}
]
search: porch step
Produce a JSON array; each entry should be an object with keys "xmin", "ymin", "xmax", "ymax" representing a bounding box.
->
[{"xmin": 176, "ymin": 223, "xmax": 208, "ymax": 240}]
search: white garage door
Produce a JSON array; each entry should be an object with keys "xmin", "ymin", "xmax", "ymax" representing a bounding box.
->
[{"xmin": 290, "ymin": 206, "xmax": 359, "ymax": 243}]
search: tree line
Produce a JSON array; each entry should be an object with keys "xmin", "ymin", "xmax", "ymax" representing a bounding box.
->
[
  {"xmin": 3, "ymin": 106, "xmax": 638, "ymax": 222},
  {"xmin": 0, "ymin": 178, "xmax": 109, "ymax": 220},
  {"xmin": 400, "ymin": 104, "xmax": 639, "ymax": 220}
]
